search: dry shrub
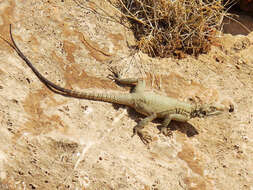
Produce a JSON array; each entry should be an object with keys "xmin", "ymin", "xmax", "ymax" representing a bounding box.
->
[{"xmin": 115, "ymin": 0, "xmax": 226, "ymax": 58}]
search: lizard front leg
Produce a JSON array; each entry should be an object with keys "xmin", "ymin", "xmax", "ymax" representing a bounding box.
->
[
  {"xmin": 160, "ymin": 115, "xmax": 173, "ymax": 136},
  {"xmin": 132, "ymin": 113, "xmax": 157, "ymax": 144}
]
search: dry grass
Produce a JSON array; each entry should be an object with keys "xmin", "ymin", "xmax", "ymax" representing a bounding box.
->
[{"xmin": 112, "ymin": 0, "xmax": 227, "ymax": 58}]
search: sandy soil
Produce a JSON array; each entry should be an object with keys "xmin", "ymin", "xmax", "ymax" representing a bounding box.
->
[{"xmin": 0, "ymin": 0, "xmax": 253, "ymax": 189}]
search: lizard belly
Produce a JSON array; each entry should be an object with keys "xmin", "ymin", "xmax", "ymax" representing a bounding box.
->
[
  {"xmin": 133, "ymin": 103, "xmax": 157, "ymax": 116},
  {"xmin": 132, "ymin": 97, "xmax": 171, "ymax": 116},
  {"xmin": 132, "ymin": 92, "xmax": 193, "ymax": 118}
]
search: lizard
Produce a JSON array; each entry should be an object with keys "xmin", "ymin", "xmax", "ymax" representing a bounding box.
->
[{"xmin": 0, "ymin": 24, "xmax": 227, "ymax": 144}]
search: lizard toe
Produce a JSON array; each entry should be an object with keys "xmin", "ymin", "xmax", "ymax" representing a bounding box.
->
[
  {"xmin": 160, "ymin": 127, "xmax": 173, "ymax": 137},
  {"xmin": 139, "ymin": 131, "xmax": 153, "ymax": 145}
]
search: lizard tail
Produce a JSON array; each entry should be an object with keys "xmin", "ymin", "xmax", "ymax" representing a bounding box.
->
[
  {"xmin": 66, "ymin": 90, "xmax": 134, "ymax": 105},
  {"xmin": 1, "ymin": 25, "xmax": 134, "ymax": 106}
]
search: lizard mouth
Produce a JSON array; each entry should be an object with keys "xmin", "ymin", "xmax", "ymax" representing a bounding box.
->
[{"xmin": 206, "ymin": 110, "xmax": 222, "ymax": 116}]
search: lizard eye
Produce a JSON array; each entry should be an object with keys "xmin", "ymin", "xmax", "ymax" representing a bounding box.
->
[
  {"xmin": 229, "ymin": 104, "xmax": 234, "ymax": 112},
  {"xmin": 202, "ymin": 111, "xmax": 206, "ymax": 115}
]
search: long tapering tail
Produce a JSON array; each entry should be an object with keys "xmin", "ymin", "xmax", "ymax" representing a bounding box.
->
[{"xmin": 0, "ymin": 24, "xmax": 134, "ymax": 106}]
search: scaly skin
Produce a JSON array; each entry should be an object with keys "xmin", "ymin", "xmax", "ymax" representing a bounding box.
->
[{"xmin": 0, "ymin": 25, "xmax": 225, "ymax": 144}]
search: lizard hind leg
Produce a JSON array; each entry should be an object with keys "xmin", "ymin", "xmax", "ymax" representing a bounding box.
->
[
  {"xmin": 132, "ymin": 79, "xmax": 146, "ymax": 93},
  {"xmin": 132, "ymin": 113, "xmax": 157, "ymax": 144},
  {"xmin": 113, "ymin": 76, "xmax": 146, "ymax": 93},
  {"xmin": 108, "ymin": 67, "xmax": 146, "ymax": 93}
]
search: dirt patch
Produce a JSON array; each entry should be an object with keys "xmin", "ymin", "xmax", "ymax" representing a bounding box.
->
[{"xmin": 0, "ymin": 0, "xmax": 253, "ymax": 189}]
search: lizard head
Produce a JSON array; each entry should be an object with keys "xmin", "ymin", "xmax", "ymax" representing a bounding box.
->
[{"xmin": 191, "ymin": 103, "xmax": 233, "ymax": 118}]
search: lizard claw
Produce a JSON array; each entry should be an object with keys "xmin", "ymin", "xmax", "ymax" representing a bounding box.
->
[
  {"xmin": 132, "ymin": 125, "xmax": 152, "ymax": 145},
  {"xmin": 159, "ymin": 127, "xmax": 173, "ymax": 137},
  {"xmin": 139, "ymin": 131, "xmax": 152, "ymax": 145},
  {"xmin": 107, "ymin": 66, "xmax": 120, "ymax": 80},
  {"xmin": 107, "ymin": 74, "xmax": 117, "ymax": 81}
]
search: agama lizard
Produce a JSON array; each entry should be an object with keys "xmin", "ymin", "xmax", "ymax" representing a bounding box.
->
[{"xmin": 0, "ymin": 25, "xmax": 226, "ymax": 144}]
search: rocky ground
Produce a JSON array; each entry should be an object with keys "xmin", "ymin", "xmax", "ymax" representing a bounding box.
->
[{"xmin": 0, "ymin": 0, "xmax": 253, "ymax": 189}]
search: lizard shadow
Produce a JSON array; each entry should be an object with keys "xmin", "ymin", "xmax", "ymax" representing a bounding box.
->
[{"xmin": 157, "ymin": 121, "xmax": 199, "ymax": 137}]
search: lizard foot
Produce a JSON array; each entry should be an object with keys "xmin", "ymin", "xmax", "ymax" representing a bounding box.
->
[
  {"xmin": 132, "ymin": 126, "xmax": 152, "ymax": 145},
  {"xmin": 139, "ymin": 131, "xmax": 152, "ymax": 145},
  {"xmin": 159, "ymin": 127, "xmax": 173, "ymax": 137},
  {"xmin": 107, "ymin": 66, "xmax": 121, "ymax": 81}
]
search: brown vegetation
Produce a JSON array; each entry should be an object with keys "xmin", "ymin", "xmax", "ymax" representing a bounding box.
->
[{"xmin": 115, "ymin": 0, "xmax": 227, "ymax": 58}]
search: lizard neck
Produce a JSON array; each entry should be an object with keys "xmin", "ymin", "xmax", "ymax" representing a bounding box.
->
[
  {"xmin": 190, "ymin": 105, "xmax": 203, "ymax": 118},
  {"xmin": 190, "ymin": 104, "xmax": 221, "ymax": 118}
]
